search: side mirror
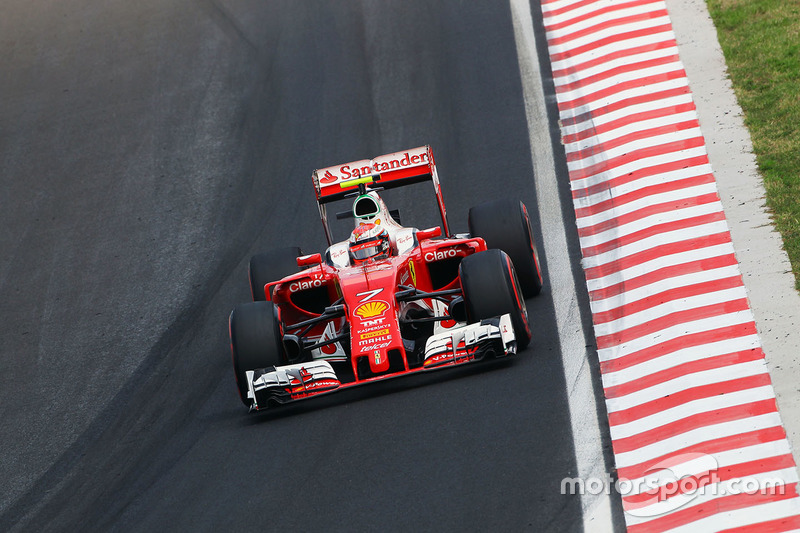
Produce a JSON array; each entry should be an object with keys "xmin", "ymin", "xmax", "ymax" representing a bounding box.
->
[
  {"xmin": 417, "ymin": 226, "xmax": 442, "ymax": 241},
  {"xmin": 297, "ymin": 253, "xmax": 322, "ymax": 268}
]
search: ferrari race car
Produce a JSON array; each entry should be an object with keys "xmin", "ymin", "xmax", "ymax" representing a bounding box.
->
[{"xmin": 229, "ymin": 145, "xmax": 543, "ymax": 410}]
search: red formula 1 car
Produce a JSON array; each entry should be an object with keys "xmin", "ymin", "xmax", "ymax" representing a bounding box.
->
[{"xmin": 229, "ymin": 146, "xmax": 543, "ymax": 410}]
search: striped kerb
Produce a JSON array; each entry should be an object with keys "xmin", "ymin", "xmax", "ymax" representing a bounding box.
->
[{"xmin": 539, "ymin": 0, "xmax": 800, "ymax": 530}]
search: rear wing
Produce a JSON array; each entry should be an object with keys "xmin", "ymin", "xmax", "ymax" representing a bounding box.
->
[{"xmin": 312, "ymin": 145, "xmax": 450, "ymax": 245}]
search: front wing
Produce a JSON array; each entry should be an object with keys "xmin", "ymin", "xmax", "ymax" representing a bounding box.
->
[{"xmin": 245, "ymin": 314, "xmax": 517, "ymax": 411}]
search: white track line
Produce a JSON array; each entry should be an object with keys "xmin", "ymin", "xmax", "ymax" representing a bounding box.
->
[{"xmin": 510, "ymin": 1, "xmax": 616, "ymax": 530}]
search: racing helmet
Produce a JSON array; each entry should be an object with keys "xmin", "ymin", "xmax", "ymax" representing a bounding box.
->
[{"xmin": 349, "ymin": 223, "xmax": 390, "ymax": 263}]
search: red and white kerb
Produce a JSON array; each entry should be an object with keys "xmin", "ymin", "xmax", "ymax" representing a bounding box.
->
[{"xmin": 541, "ymin": 0, "xmax": 800, "ymax": 530}]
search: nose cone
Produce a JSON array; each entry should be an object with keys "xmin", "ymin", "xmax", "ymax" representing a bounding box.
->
[{"xmin": 339, "ymin": 260, "xmax": 404, "ymax": 378}]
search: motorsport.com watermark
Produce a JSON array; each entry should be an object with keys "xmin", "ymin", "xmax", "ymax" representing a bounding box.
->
[{"xmin": 561, "ymin": 453, "xmax": 788, "ymax": 517}]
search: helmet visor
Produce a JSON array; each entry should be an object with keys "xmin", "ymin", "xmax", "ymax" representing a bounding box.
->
[{"xmin": 350, "ymin": 238, "xmax": 388, "ymax": 260}]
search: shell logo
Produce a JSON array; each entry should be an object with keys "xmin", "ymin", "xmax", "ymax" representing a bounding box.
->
[{"xmin": 355, "ymin": 301, "xmax": 388, "ymax": 319}]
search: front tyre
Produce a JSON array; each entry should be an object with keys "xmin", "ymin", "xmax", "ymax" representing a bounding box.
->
[
  {"xmin": 468, "ymin": 199, "xmax": 543, "ymax": 297},
  {"xmin": 229, "ymin": 301, "xmax": 284, "ymax": 406},
  {"xmin": 459, "ymin": 249, "xmax": 531, "ymax": 350}
]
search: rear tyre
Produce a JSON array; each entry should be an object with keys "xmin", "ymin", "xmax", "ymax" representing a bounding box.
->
[
  {"xmin": 249, "ymin": 246, "xmax": 302, "ymax": 301},
  {"xmin": 468, "ymin": 199, "xmax": 543, "ymax": 297},
  {"xmin": 229, "ymin": 301, "xmax": 284, "ymax": 406},
  {"xmin": 459, "ymin": 249, "xmax": 531, "ymax": 350}
]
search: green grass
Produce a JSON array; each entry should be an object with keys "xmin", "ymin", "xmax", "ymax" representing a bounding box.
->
[{"xmin": 706, "ymin": 0, "xmax": 800, "ymax": 288}]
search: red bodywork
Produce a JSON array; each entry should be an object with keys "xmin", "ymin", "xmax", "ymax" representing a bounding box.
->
[{"xmin": 265, "ymin": 235, "xmax": 486, "ymax": 391}]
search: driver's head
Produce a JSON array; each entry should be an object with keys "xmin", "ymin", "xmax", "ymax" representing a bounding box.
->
[{"xmin": 349, "ymin": 223, "xmax": 390, "ymax": 264}]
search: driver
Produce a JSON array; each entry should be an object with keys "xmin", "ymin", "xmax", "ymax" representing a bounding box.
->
[{"xmin": 349, "ymin": 222, "xmax": 391, "ymax": 264}]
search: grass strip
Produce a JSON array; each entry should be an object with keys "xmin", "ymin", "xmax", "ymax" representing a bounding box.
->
[{"xmin": 706, "ymin": 0, "xmax": 800, "ymax": 289}]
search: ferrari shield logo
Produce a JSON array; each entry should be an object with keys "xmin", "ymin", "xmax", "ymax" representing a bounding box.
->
[{"xmin": 408, "ymin": 259, "xmax": 416, "ymax": 287}]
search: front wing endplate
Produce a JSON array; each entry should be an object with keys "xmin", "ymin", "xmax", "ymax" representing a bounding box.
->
[
  {"xmin": 247, "ymin": 361, "xmax": 340, "ymax": 410},
  {"xmin": 422, "ymin": 314, "xmax": 515, "ymax": 368}
]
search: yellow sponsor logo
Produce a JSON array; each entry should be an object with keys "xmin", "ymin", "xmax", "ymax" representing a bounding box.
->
[
  {"xmin": 360, "ymin": 328, "xmax": 390, "ymax": 340},
  {"xmin": 409, "ymin": 260, "xmax": 416, "ymax": 287},
  {"xmin": 355, "ymin": 300, "xmax": 388, "ymax": 319}
]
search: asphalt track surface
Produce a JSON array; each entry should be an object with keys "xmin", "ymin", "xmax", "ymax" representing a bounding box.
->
[{"xmin": 0, "ymin": 1, "xmax": 621, "ymax": 531}]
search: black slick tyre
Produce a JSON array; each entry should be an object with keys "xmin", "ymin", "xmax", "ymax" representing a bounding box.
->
[
  {"xmin": 459, "ymin": 249, "xmax": 531, "ymax": 350},
  {"xmin": 229, "ymin": 301, "xmax": 284, "ymax": 406},
  {"xmin": 249, "ymin": 246, "xmax": 302, "ymax": 301},
  {"xmin": 468, "ymin": 198, "xmax": 543, "ymax": 297}
]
